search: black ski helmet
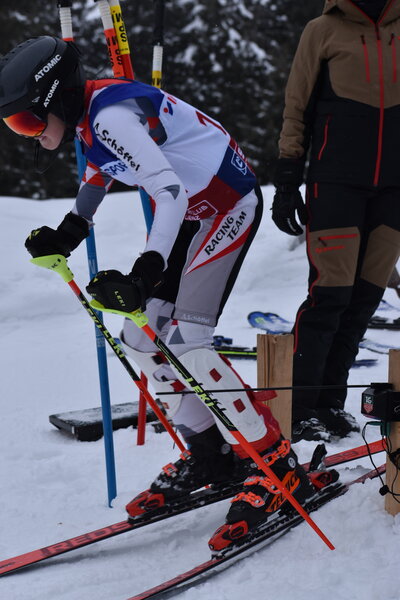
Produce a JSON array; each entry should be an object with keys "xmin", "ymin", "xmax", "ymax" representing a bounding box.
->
[{"xmin": 0, "ymin": 36, "xmax": 86, "ymax": 128}]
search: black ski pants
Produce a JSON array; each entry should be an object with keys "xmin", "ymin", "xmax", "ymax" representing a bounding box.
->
[{"xmin": 292, "ymin": 182, "xmax": 400, "ymax": 422}]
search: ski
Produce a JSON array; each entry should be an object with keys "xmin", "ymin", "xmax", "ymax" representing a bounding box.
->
[
  {"xmin": 0, "ymin": 481, "xmax": 243, "ymax": 577},
  {"xmin": 216, "ymin": 344, "xmax": 257, "ymax": 359},
  {"xmin": 217, "ymin": 345, "xmax": 376, "ymax": 367},
  {"xmin": 214, "ymin": 335, "xmax": 377, "ymax": 366},
  {"xmin": 359, "ymin": 338, "xmax": 400, "ymax": 354},
  {"xmin": 0, "ymin": 438, "xmax": 385, "ymax": 577},
  {"xmin": 213, "ymin": 335, "xmax": 256, "ymax": 360},
  {"xmin": 302, "ymin": 437, "xmax": 384, "ymax": 471},
  {"xmin": 350, "ymin": 358, "xmax": 378, "ymax": 368},
  {"xmin": 367, "ymin": 316, "xmax": 400, "ymax": 331},
  {"xmin": 247, "ymin": 311, "xmax": 292, "ymax": 334},
  {"xmin": 125, "ymin": 465, "xmax": 386, "ymax": 600},
  {"xmin": 376, "ymin": 299, "xmax": 400, "ymax": 313},
  {"xmin": 247, "ymin": 311, "xmax": 400, "ymax": 354}
]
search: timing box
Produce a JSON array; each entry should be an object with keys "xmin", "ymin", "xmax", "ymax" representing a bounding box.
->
[{"xmin": 361, "ymin": 383, "xmax": 400, "ymax": 422}]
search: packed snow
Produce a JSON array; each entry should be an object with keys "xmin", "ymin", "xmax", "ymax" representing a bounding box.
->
[{"xmin": 1, "ymin": 186, "xmax": 399, "ymax": 600}]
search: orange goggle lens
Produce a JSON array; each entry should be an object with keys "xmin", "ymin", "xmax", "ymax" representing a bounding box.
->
[{"xmin": 3, "ymin": 111, "xmax": 47, "ymax": 137}]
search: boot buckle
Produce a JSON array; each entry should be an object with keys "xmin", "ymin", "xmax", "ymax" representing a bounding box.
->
[
  {"xmin": 231, "ymin": 491, "xmax": 265, "ymax": 507},
  {"xmin": 162, "ymin": 462, "xmax": 178, "ymax": 477},
  {"xmin": 244, "ymin": 475, "xmax": 280, "ymax": 494},
  {"xmin": 262, "ymin": 439, "xmax": 291, "ymax": 468}
]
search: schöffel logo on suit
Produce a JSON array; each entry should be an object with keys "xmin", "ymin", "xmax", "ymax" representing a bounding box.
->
[
  {"xmin": 204, "ymin": 210, "xmax": 247, "ymax": 255},
  {"xmin": 95, "ymin": 123, "xmax": 141, "ymax": 171}
]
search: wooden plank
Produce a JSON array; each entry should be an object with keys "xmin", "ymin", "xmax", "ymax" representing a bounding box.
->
[
  {"xmin": 257, "ymin": 333, "xmax": 293, "ymax": 439},
  {"xmin": 385, "ymin": 349, "xmax": 400, "ymax": 515}
]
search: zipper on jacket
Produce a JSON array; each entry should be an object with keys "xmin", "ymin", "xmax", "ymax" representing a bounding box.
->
[
  {"xmin": 361, "ymin": 35, "xmax": 371, "ymax": 82},
  {"xmin": 374, "ymin": 26, "xmax": 385, "ymax": 186},
  {"xmin": 317, "ymin": 115, "xmax": 331, "ymax": 160},
  {"xmin": 390, "ymin": 33, "xmax": 397, "ymax": 82}
]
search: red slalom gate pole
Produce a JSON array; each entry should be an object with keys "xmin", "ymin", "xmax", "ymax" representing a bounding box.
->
[
  {"xmin": 95, "ymin": 0, "xmax": 153, "ymax": 445},
  {"xmin": 137, "ymin": 372, "xmax": 148, "ymax": 446},
  {"xmin": 108, "ymin": 0, "xmax": 135, "ymax": 79},
  {"xmin": 107, "ymin": 0, "xmax": 149, "ymax": 445},
  {"xmin": 95, "ymin": 0, "xmax": 126, "ymax": 77},
  {"xmin": 65, "ymin": 278, "xmax": 187, "ymax": 454}
]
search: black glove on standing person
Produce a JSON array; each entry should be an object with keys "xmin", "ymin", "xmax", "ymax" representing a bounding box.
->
[
  {"xmin": 272, "ymin": 158, "xmax": 308, "ymax": 236},
  {"xmin": 86, "ymin": 251, "xmax": 165, "ymax": 313},
  {"xmin": 25, "ymin": 212, "xmax": 90, "ymax": 257}
]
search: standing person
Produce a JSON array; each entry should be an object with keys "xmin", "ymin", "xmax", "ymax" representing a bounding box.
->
[
  {"xmin": 272, "ymin": 0, "xmax": 400, "ymax": 443},
  {"xmin": 0, "ymin": 36, "xmax": 323, "ymax": 549}
]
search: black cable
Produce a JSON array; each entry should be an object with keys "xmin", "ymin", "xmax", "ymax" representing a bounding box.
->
[
  {"xmin": 361, "ymin": 422, "xmax": 387, "ymax": 490},
  {"xmin": 384, "ymin": 434, "xmax": 400, "ymax": 504},
  {"xmin": 362, "ymin": 422, "xmax": 400, "ymax": 503},
  {"xmin": 156, "ymin": 383, "xmax": 370, "ymax": 396}
]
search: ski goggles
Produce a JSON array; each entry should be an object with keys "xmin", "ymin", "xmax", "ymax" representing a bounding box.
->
[{"xmin": 3, "ymin": 110, "xmax": 47, "ymax": 138}]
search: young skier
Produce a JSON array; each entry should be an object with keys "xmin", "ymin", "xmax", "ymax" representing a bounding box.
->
[
  {"xmin": 272, "ymin": 0, "xmax": 400, "ymax": 442},
  {"xmin": 0, "ymin": 35, "xmax": 324, "ymax": 549}
]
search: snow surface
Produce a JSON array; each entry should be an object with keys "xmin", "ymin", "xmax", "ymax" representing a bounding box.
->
[{"xmin": 1, "ymin": 186, "xmax": 400, "ymax": 600}]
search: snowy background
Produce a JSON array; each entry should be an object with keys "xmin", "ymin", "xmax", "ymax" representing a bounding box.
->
[{"xmin": 1, "ymin": 186, "xmax": 399, "ymax": 600}]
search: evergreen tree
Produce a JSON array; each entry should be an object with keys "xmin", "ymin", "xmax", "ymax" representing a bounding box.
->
[
  {"xmin": 0, "ymin": 0, "xmax": 324, "ymax": 197},
  {"xmin": 0, "ymin": 1, "xmax": 97, "ymax": 198}
]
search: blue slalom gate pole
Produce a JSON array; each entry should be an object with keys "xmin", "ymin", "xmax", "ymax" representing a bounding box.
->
[
  {"xmin": 74, "ymin": 139, "xmax": 117, "ymax": 507},
  {"xmin": 57, "ymin": 0, "xmax": 116, "ymax": 507}
]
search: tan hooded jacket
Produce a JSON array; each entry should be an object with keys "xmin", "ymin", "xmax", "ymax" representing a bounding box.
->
[{"xmin": 278, "ymin": 0, "xmax": 400, "ymax": 186}]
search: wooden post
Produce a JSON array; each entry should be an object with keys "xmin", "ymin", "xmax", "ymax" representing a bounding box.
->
[
  {"xmin": 385, "ymin": 349, "xmax": 400, "ymax": 515},
  {"xmin": 257, "ymin": 334, "xmax": 293, "ymax": 440}
]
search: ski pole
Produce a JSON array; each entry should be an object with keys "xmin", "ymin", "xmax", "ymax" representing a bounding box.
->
[
  {"xmin": 90, "ymin": 300, "xmax": 336, "ymax": 551},
  {"xmin": 57, "ymin": 0, "xmax": 117, "ymax": 507},
  {"xmin": 30, "ymin": 254, "xmax": 187, "ymax": 454},
  {"xmin": 152, "ymin": 0, "xmax": 165, "ymax": 88}
]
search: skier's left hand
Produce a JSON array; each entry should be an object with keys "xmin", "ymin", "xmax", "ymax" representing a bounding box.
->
[{"xmin": 86, "ymin": 251, "xmax": 164, "ymax": 312}]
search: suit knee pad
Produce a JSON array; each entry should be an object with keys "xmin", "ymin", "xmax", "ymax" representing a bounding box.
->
[{"xmin": 173, "ymin": 347, "xmax": 280, "ymax": 451}]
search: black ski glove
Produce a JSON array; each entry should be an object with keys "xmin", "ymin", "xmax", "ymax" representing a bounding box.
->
[
  {"xmin": 272, "ymin": 158, "xmax": 308, "ymax": 236},
  {"xmin": 25, "ymin": 212, "xmax": 90, "ymax": 258},
  {"xmin": 86, "ymin": 251, "xmax": 165, "ymax": 312}
]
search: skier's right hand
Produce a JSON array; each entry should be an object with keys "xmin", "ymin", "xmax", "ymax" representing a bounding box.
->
[{"xmin": 25, "ymin": 212, "xmax": 89, "ymax": 258}]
